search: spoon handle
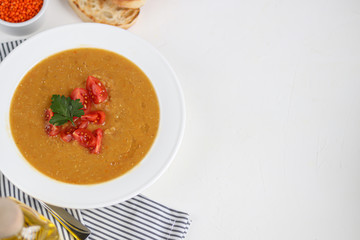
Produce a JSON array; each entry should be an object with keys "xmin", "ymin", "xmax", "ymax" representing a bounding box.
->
[{"xmin": 39, "ymin": 201, "xmax": 91, "ymax": 240}]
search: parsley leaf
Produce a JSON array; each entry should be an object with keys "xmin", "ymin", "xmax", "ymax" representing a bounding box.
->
[
  {"xmin": 49, "ymin": 95, "xmax": 84, "ymax": 126},
  {"xmin": 49, "ymin": 114, "xmax": 70, "ymax": 126}
]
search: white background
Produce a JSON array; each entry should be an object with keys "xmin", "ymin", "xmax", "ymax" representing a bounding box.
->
[{"xmin": 1, "ymin": 0, "xmax": 360, "ymax": 239}]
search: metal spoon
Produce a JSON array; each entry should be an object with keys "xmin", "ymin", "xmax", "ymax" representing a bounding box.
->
[{"xmin": 39, "ymin": 201, "xmax": 91, "ymax": 240}]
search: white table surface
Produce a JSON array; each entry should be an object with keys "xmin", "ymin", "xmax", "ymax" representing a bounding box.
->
[{"xmin": 2, "ymin": 0, "xmax": 360, "ymax": 239}]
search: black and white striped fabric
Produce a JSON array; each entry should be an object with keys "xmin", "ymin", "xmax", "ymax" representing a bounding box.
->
[{"xmin": 0, "ymin": 40, "xmax": 191, "ymax": 240}]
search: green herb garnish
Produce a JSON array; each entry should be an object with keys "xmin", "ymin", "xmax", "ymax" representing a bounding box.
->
[{"xmin": 49, "ymin": 95, "xmax": 84, "ymax": 126}]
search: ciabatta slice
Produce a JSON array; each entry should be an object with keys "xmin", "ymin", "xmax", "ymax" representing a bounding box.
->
[
  {"xmin": 112, "ymin": 0, "xmax": 146, "ymax": 9},
  {"xmin": 68, "ymin": 0, "xmax": 140, "ymax": 29}
]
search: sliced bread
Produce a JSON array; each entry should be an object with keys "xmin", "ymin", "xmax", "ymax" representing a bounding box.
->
[
  {"xmin": 68, "ymin": 0, "xmax": 140, "ymax": 29},
  {"xmin": 111, "ymin": 0, "xmax": 146, "ymax": 9}
]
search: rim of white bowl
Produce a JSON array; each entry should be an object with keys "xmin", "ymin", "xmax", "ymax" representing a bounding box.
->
[{"xmin": 0, "ymin": 0, "xmax": 48, "ymax": 27}]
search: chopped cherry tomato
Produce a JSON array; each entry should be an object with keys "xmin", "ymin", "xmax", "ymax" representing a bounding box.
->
[
  {"xmin": 81, "ymin": 111, "xmax": 105, "ymax": 125},
  {"xmin": 73, "ymin": 116, "xmax": 79, "ymax": 124},
  {"xmin": 70, "ymin": 88, "xmax": 91, "ymax": 113},
  {"xmin": 73, "ymin": 129, "xmax": 96, "ymax": 149},
  {"xmin": 74, "ymin": 118, "xmax": 89, "ymax": 129},
  {"xmin": 80, "ymin": 112, "xmax": 97, "ymax": 122},
  {"xmin": 91, "ymin": 128, "xmax": 103, "ymax": 154},
  {"xmin": 78, "ymin": 120, "xmax": 89, "ymax": 129},
  {"xmin": 86, "ymin": 76, "xmax": 108, "ymax": 104},
  {"xmin": 60, "ymin": 126, "xmax": 77, "ymax": 142},
  {"xmin": 45, "ymin": 123, "xmax": 61, "ymax": 136},
  {"xmin": 44, "ymin": 108, "xmax": 54, "ymax": 122},
  {"xmin": 44, "ymin": 109, "xmax": 60, "ymax": 136}
]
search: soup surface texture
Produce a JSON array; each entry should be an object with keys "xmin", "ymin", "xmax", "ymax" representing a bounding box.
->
[{"xmin": 10, "ymin": 48, "xmax": 159, "ymax": 184}]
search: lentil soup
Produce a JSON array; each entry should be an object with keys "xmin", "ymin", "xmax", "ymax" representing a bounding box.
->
[{"xmin": 10, "ymin": 48, "xmax": 159, "ymax": 184}]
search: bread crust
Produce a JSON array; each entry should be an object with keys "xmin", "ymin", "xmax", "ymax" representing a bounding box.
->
[
  {"xmin": 68, "ymin": 0, "xmax": 140, "ymax": 29},
  {"xmin": 112, "ymin": 0, "xmax": 146, "ymax": 9}
]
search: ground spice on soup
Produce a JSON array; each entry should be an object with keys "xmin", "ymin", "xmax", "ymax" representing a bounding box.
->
[{"xmin": 0, "ymin": 0, "xmax": 43, "ymax": 23}]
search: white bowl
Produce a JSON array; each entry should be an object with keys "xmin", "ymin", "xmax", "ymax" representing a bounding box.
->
[
  {"xmin": 0, "ymin": 23, "xmax": 185, "ymax": 209},
  {"xmin": 0, "ymin": 0, "xmax": 48, "ymax": 36}
]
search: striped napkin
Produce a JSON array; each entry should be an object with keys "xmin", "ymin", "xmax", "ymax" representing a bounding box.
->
[{"xmin": 0, "ymin": 40, "xmax": 191, "ymax": 240}]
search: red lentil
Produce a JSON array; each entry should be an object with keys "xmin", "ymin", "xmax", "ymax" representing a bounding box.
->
[{"xmin": 0, "ymin": 0, "xmax": 43, "ymax": 23}]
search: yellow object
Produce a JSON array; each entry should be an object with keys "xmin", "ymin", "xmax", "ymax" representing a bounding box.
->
[{"xmin": 0, "ymin": 197, "xmax": 59, "ymax": 240}]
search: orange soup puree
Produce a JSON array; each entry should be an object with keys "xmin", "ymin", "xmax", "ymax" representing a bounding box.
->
[{"xmin": 10, "ymin": 48, "xmax": 159, "ymax": 184}]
